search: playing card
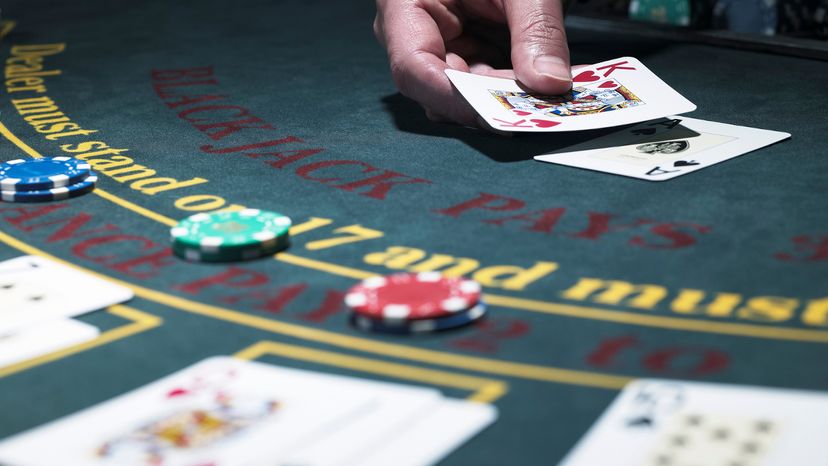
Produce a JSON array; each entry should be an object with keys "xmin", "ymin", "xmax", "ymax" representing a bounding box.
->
[
  {"xmin": 354, "ymin": 398, "xmax": 498, "ymax": 466},
  {"xmin": 639, "ymin": 411, "xmax": 779, "ymax": 466},
  {"xmin": 281, "ymin": 381, "xmax": 443, "ymax": 466},
  {"xmin": 0, "ymin": 255, "xmax": 133, "ymax": 335},
  {"xmin": 558, "ymin": 379, "xmax": 828, "ymax": 466},
  {"xmin": 0, "ymin": 357, "xmax": 380, "ymax": 466},
  {"xmin": 0, "ymin": 318, "xmax": 99, "ymax": 369},
  {"xmin": 445, "ymin": 57, "xmax": 695, "ymax": 132},
  {"xmin": 534, "ymin": 116, "xmax": 791, "ymax": 180}
]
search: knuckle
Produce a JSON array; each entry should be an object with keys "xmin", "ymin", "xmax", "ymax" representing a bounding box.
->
[
  {"xmin": 516, "ymin": 12, "xmax": 566, "ymax": 46},
  {"xmin": 389, "ymin": 58, "xmax": 414, "ymax": 97}
]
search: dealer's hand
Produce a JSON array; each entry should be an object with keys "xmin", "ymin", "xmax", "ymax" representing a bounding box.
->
[{"xmin": 374, "ymin": 0, "xmax": 571, "ymax": 126}]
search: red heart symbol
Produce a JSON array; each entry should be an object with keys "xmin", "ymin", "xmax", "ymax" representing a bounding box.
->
[
  {"xmin": 599, "ymin": 81, "xmax": 618, "ymax": 89},
  {"xmin": 531, "ymin": 119, "xmax": 560, "ymax": 128},
  {"xmin": 572, "ymin": 70, "xmax": 600, "ymax": 83},
  {"xmin": 513, "ymin": 110, "xmax": 532, "ymax": 116}
]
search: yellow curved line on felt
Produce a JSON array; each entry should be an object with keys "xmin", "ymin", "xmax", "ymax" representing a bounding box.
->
[
  {"xmin": 2, "ymin": 122, "xmax": 828, "ymax": 343},
  {"xmin": 0, "ymin": 305, "xmax": 162, "ymax": 379},
  {"xmin": 234, "ymin": 341, "xmax": 509, "ymax": 403},
  {"xmin": 0, "ymin": 20, "xmax": 16, "ymax": 40},
  {"xmin": 0, "ymin": 229, "xmax": 631, "ymax": 390}
]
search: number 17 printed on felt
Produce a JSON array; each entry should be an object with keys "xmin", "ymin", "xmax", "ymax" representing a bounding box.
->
[{"xmin": 445, "ymin": 57, "xmax": 696, "ymax": 132}]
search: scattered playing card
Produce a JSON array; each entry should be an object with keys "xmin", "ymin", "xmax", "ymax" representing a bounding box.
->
[
  {"xmin": 0, "ymin": 318, "xmax": 99, "ymax": 369},
  {"xmin": 558, "ymin": 379, "xmax": 828, "ymax": 466},
  {"xmin": 0, "ymin": 357, "xmax": 380, "ymax": 465},
  {"xmin": 445, "ymin": 57, "xmax": 695, "ymax": 132},
  {"xmin": 535, "ymin": 116, "xmax": 791, "ymax": 180},
  {"xmin": 639, "ymin": 411, "xmax": 778, "ymax": 466},
  {"xmin": 0, "ymin": 255, "xmax": 133, "ymax": 335},
  {"xmin": 0, "ymin": 357, "xmax": 498, "ymax": 466},
  {"xmin": 280, "ymin": 379, "xmax": 444, "ymax": 466},
  {"xmin": 354, "ymin": 398, "xmax": 498, "ymax": 466}
]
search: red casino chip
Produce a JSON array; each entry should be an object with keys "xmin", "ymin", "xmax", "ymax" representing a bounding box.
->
[{"xmin": 344, "ymin": 272, "xmax": 482, "ymax": 321}]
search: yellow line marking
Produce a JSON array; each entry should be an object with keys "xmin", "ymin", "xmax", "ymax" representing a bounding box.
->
[
  {"xmin": 0, "ymin": 124, "xmax": 180, "ymax": 227},
  {"xmin": 2, "ymin": 122, "xmax": 827, "ymax": 344},
  {"xmin": 235, "ymin": 341, "xmax": 508, "ymax": 403},
  {"xmin": 1, "ymin": 121, "xmax": 43, "ymax": 159},
  {"xmin": 0, "ymin": 229, "xmax": 630, "ymax": 389},
  {"xmin": 0, "ymin": 20, "xmax": 16, "ymax": 40},
  {"xmin": 93, "ymin": 188, "xmax": 177, "ymax": 227},
  {"xmin": 275, "ymin": 253, "xmax": 376, "ymax": 280},
  {"xmin": 483, "ymin": 294, "xmax": 828, "ymax": 343},
  {"xmin": 0, "ymin": 305, "xmax": 162, "ymax": 379}
]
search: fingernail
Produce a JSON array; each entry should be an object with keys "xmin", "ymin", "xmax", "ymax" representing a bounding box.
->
[{"xmin": 533, "ymin": 55, "xmax": 571, "ymax": 81}]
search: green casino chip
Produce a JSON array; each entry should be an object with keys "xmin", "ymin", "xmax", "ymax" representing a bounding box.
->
[
  {"xmin": 172, "ymin": 235, "xmax": 290, "ymax": 263},
  {"xmin": 170, "ymin": 209, "xmax": 292, "ymax": 260}
]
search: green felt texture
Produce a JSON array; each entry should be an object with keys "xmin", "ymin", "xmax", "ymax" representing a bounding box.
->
[{"xmin": 0, "ymin": 1, "xmax": 825, "ymax": 464}]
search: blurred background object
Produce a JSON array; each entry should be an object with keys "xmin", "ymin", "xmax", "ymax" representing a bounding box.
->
[{"xmin": 568, "ymin": 0, "xmax": 827, "ymax": 59}]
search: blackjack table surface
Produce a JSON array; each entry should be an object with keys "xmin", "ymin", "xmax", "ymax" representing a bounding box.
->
[{"xmin": 0, "ymin": 1, "xmax": 826, "ymax": 464}]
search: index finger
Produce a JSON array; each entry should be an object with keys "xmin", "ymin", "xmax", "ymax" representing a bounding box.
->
[{"xmin": 379, "ymin": 2, "xmax": 477, "ymax": 125}]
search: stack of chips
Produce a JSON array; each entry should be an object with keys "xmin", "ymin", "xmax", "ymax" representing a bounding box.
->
[
  {"xmin": 0, "ymin": 157, "xmax": 97, "ymax": 203},
  {"xmin": 170, "ymin": 208, "xmax": 292, "ymax": 262},
  {"xmin": 344, "ymin": 272, "xmax": 486, "ymax": 334}
]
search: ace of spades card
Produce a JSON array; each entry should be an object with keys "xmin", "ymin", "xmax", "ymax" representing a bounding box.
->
[
  {"xmin": 534, "ymin": 116, "xmax": 791, "ymax": 180},
  {"xmin": 445, "ymin": 57, "xmax": 696, "ymax": 132}
]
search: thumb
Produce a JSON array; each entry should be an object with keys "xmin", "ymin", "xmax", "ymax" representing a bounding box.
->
[{"xmin": 504, "ymin": 0, "xmax": 571, "ymax": 94}]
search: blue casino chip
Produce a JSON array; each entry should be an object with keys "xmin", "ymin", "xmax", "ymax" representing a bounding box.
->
[
  {"xmin": 0, "ymin": 174, "xmax": 97, "ymax": 203},
  {"xmin": 351, "ymin": 302, "xmax": 487, "ymax": 335},
  {"xmin": 0, "ymin": 157, "xmax": 92, "ymax": 192}
]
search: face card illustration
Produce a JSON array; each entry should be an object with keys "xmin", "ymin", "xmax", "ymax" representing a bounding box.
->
[
  {"xmin": 0, "ymin": 357, "xmax": 380, "ymax": 466},
  {"xmin": 445, "ymin": 57, "xmax": 696, "ymax": 132},
  {"xmin": 0, "ymin": 255, "xmax": 133, "ymax": 335},
  {"xmin": 489, "ymin": 78, "xmax": 643, "ymax": 119},
  {"xmin": 534, "ymin": 116, "xmax": 791, "ymax": 180},
  {"xmin": 558, "ymin": 379, "xmax": 828, "ymax": 466},
  {"xmin": 96, "ymin": 387, "xmax": 280, "ymax": 464}
]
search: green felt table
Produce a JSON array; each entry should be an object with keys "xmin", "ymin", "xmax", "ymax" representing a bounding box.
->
[{"xmin": 0, "ymin": 1, "xmax": 826, "ymax": 464}]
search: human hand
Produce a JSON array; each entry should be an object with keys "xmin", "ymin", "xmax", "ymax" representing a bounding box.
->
[{"xmin": 374, "ymin": 0, "xmax": 571, "ymax": 127}]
